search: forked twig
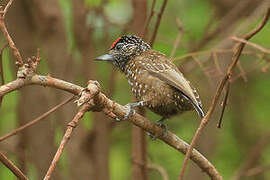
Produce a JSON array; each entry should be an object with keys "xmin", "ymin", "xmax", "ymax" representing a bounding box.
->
[{"xmin": 0, "ymin": 0, "xmax": 14, "ymax": 18}]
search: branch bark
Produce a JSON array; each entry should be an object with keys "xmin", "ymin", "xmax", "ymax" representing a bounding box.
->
[
  {"xmin": 0, "ymin": 152, "xmax": 28, "ymax": 180},
  {"xmin": 0, "ymin": 96, "xmax": 74, "ymax": 142},
  {"xmin": 43, "ymin": 103, "xmax": 90, "ymax": 180}
]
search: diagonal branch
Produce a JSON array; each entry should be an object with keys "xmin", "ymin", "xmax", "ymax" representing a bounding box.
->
[
  {"xmin": 43, "ymin": 103, "xmax": 91, "ymax": 180},
  {"xmin": 0, "ymin": 0, "xmax": 23, "ymax": 67},
  {"xmin": 0, "ymin": 152, "xmax": 28, "ymax": 180},
  {"xmin": 178, "ymin": 7, "xmax": 270, "ymax": 180},
  {"xmin": 149, "ymin": 0, "xmax": 168, "ymax": 46},
  {"xmin": 0, "ymin": 96, "xmax": 74, "ymax": 142}
]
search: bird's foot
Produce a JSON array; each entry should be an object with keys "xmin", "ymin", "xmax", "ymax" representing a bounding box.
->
[
  {"xmin": 115, "ymin": 101, "xmax": 145, "ymax": 121},
  {"xmin": 147, "ymin": 118, "xmax": 167, "ymax": 140},
  {"xmin": 156, "ymin": 119, "xmax": 168, "ymax": 137}
]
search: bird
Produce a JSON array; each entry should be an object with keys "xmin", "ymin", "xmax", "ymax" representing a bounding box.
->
[{"xmin": 95, "ymin": 35, "xmax": 204, "ymax": 133}]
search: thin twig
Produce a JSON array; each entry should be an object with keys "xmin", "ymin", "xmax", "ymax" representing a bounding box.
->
[
  {"xmin": 170, "ymin": 18, "xmax": 184, "ymax": 59},
  {"xmin": 232, "ymin": 58, "xmax": 261, "ymax": 82},
  {"xmin": 212, "ymin": 52, "xmax": 223, "ymax": 76},
  {"xmin": 43, "ymin": 103, "xmax": 90, "ymax": 180},
  {"xmin": 236, "ymin": 61, "xmax": 248, "ymax": 82},
  {"xmin": 0, "ymin": 44, "xmax": 7, "ymax": 106},
  {"xmin": 0, "ymin": 0, "xmax": 23, "ymax": 67},
  {"xmin": 0, "ymin": 96, "xmax": 74, "ymax": 142},
  {"xmin": 178, "ymin": 8, "xmax": 270, "ymax": 180},
  {"xmin": 149, "ymin": 0, "xmax": 168, "ymax": 47},
  {"xmin": 192, "ymin": 55, "xmax": 213, "ymax": 86},
  {"xmin": 173, "ymin": 49, "xmax": 258, "ymax": 62},
  {"xmin": 142, "ymin": 0, "xmax": 156, "ymax": 38},
  {"xmin": 231, "ymin": 36, "xmax": 270, "ymax": 54},
  {"xmin": 0, "ymin": 0, "xmax": 15, "ymax": 18},
  {"xmin": 217, "ymin": 81, "xmax": 230, "ymax": 128},
  {"xmin": 0, "ymin": 152, "xmax": 28, "ymax": 180}
]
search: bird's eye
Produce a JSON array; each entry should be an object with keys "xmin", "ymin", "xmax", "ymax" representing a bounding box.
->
[{"xmin": 115, "ymin": 44, "xmax": 122, "ymax": 50}]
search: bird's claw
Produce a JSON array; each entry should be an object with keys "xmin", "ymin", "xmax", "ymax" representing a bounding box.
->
[
  {"xmin": 114, "ymin": 103, "xmax": 137, "ymax": 122},
  {"xmin": 147, "ymin": 132, "xmax": 157, "ymax": 140},
  {"xmin": 123, "ymin": 103, "xmax": 136, "ymax": 120},
  {"xmin": 147, "ymin": 118, "xmax": 167, "ymax": 140},
  {"xmin": 157, "ymin": 120, "xmax": 168, "ymax": 138}
]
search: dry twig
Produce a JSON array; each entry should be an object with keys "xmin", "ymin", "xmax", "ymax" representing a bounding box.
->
[
  {"xmin": 212, "ymin": 52, "xmax": 223, "ymax": 76},
  {"xmin": 217, "ymin": 81, "xmax": 230, "ymax": 128},
  {"xmin": 142, "ymin": 0, "xmax": 156, "ymax": 38},
  {"xmin": 43, "ymin": 103, "xmax": 91, "ymax": 180},
  {"xmin": 0, "ymin": 152, "xmax": 28, "ymax": 180},
  {"xmin": 231, "ymin": 36, "xmax": 270, "ymax": 54},
  {"xmin": 0, "ymin": 96, "xmax": 74, "ymax": 142},
  {"xmin": 170, "ymin": 18, "xmax": 184, "ymax": 59},
  {"xmin": 149, "ymin": 0, "xmax": 168, "ymax": 46},
  {"xmin": 0, "ymin": 0, "xmax": 23, "ymax": 67}
]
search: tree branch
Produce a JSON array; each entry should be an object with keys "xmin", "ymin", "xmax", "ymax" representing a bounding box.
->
[
  {"xmin": 149, "ymin": 0, "xmax": 168, "ymax": 46},
  {"xmin": 43, "ymin": 103, "xmax": 91, "ymax": 180},
  {"xmin": 0, "ymin": 96, "xmax": 74, "ymax": 142},
  {"xmin": 0, "ymin": 0, "xmax": 23, "ymax": 67},
  {"xmin": 0, "ymin": 152, "xmax": 28, "ymax": 180}
]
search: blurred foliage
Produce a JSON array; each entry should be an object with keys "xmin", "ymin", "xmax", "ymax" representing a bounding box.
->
[{"xmin": 0, "ymin": 0, "xmax": 270, "ymax": 180}]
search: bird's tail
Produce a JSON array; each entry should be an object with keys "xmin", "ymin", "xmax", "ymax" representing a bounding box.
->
[
  {"xmin": 182, "ymin": 94, "xmax": 205, "ymax": 118},
  {"xmin": 192, "ymin": 102, "xmax": 205, "ymax": 118}
]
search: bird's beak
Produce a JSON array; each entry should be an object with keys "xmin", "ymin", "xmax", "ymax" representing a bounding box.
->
[{"xmin": 95, "ymin": 54, "xmax": 114, "ymax": 61}]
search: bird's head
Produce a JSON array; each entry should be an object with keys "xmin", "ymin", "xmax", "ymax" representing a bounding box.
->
[{"xmin": 95, "ymin": 35, "xmax": 150, "ymax": 72}]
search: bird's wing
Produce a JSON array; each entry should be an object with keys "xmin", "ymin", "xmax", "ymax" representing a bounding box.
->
[{"xmin": 139, "ymin": 51, "xmax": 204, "ymax": 117}]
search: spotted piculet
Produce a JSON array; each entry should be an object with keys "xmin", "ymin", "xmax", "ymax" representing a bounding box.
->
[{"xmin": 95, "ymin": 35, "xmax": 204, "ymax": 121}]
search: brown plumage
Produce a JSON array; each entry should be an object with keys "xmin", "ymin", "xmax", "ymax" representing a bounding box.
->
[{"xmin": 95, "ymin": 35, "xmax": 204, "ymax": 123}]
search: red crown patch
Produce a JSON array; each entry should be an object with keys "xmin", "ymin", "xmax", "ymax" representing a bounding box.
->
[{"xmin": 110, "ymin": 37, "xmax": 121, "ymax": 49}]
